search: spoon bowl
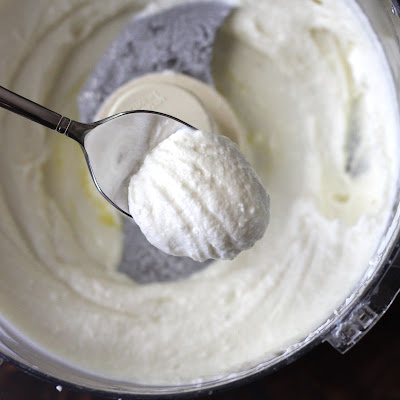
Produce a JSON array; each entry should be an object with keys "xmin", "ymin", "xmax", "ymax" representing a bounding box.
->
[{"xmin": 0, "ymin": 86, "xmax": 194, "ymax": 216}]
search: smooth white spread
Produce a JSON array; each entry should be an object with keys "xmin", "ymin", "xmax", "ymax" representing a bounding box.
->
[
  {"xmin": 0, "ymin": 0, "xmax": 399, "ymax": 386},
  {"xmin": 128, "ymin": 128, "xmax": 269, "ymax": 261}
]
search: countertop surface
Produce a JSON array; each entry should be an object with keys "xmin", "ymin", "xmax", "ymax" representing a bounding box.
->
[{"xmin": 0, "ymin": 297, "xmax": 399, "ymax": 400}]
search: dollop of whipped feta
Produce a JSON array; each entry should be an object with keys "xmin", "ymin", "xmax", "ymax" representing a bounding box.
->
[{"xmin": 128, "ymin": 128, "xmax": 270, "ymax": 262}]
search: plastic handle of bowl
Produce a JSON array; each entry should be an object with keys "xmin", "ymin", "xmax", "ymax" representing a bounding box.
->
[{"xmin": 326, "ymin": 243, "xmax": 400, "ymax": 354}]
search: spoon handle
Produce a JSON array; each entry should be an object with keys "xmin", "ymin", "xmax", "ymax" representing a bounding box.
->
[{"xmin": 0, "ymin": 85, "xmax": 72, "ymax": 134}]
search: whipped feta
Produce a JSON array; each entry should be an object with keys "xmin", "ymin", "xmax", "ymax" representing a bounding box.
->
[
  {"xmin": 128, "ymin": 128, "xmax": 269, "ymax": 261},
  {"xmin": 0, "ymin": 0, "xmax": 398, "ymax": 387}
]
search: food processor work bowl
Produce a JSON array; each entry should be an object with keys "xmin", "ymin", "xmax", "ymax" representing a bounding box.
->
[{"xmin": 0, "ymin": 0, "xmax": 400, "ymax": 398}]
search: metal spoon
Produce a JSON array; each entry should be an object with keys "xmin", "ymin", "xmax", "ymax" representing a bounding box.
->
[{"xmin": 0, "ymin": 85, "xmax": 194, "ymax": 217}]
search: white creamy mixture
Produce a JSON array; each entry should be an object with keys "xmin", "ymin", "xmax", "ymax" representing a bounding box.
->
[
  {"xmin": 0, "ymin": 0, "xmax": 399, "ymax": 385},
  {"xmin": 128, "ymin": 128, "xmax": 269, "ymax": 261}
]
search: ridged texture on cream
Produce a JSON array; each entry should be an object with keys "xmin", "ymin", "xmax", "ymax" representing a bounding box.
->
[{"xmin": 128, "ymin": 128, "xmax": 270, "ymax": 261}]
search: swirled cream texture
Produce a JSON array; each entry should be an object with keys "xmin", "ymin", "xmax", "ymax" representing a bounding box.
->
[
  {"xmin": 0, "ymin": 0, "xmax": 399, "ymax": 386},
  {"xmin": 128, "ymin": 128, "xmax": 269, "ymax": 261}
]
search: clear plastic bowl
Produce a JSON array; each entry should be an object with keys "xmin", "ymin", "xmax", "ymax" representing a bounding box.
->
[{"xmin": 1, "ymin": 0, "xmax": 400, "ymax": 397}]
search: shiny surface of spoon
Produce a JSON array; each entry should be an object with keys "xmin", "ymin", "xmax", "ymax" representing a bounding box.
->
[{"xmin": 0, "ymin": 85, "xmax": 194, "ymax": 217}]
